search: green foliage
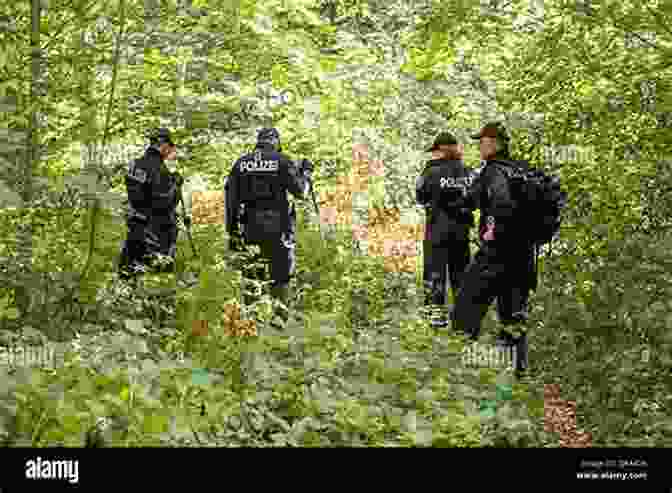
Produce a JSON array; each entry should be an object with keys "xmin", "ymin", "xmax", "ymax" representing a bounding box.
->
[{"xmin": 0, "ymin": 0, "xmax": 669, "ymax": 448}]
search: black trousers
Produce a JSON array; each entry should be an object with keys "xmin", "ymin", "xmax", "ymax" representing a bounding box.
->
[
  {"xmin": 451, "ymin": 242, "xmax": 535, "ymax": 339},
  {"xmin": 119, "ymin": 221, "xmax": 177, "ymax": 280},
  {"xmin": 117, "ymin": 222, "xmax": 179, "ymax": 327},
  {"xmin": 422, "ymin": 238, "xmax": 471, "ymax": 306},
  {"xmin": 242, "ymin": 232, "xmax": 295, "ymax": 285},
  {"xmin": 240, "ymin": 231, "xmax": 296, "ymax": 311}
]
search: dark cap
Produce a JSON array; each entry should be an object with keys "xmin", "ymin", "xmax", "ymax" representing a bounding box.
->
[
  {"xmin": 471, "ymin": 122, "xmax": 510, "ymax": 141},
  {"xmin": 257, "ymin": 127, "xmax": 281, "ymax": 147},
  {"xmin": 149, "ymin": 128, "xmax": 174, "ymax": 145},
  {"xmin": 425, "ymin": 132, "xmax": 459, "ymax": 152}
]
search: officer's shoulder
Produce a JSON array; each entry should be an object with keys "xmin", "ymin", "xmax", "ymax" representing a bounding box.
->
[
  {"xmin": 275, "ymin": 150, "xmax": 292, "ymax": 161},
  {"xmin": 275, "ymin": 152, "xmax": 295, "ymax": 168},
  {"xmin": 234, "ymin": 152, "xmax": 253, "ymax": 165},
  {"xmin": 479, "ymin": 162, "xmax": 502, "ymax": 182},
  {"xmin": 132, "ymin": 154, "xmax": 149, "ymax": 167},
  {"xmin": 139, "ymin": 152, "xmax": 161, "ymax": 167},
  {"xmin": 128, "ymin": 164, "xmax": 150, "ymax": 184},
  {"xmin": 422, "ymin": 160, "xmax": 440, "ymax": 173},
  {"xmin": 454, "ymin": 160, "xmax": 470, "ymax": 172}
]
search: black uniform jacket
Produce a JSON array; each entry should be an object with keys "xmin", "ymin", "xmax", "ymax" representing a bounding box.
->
[
  {"xmin": 225, "ymin": 144, "xmax": 308, "ymax": 242},
  {"xmin": 416, "ymin": 158, "xmax": 475, "ymax": 244},
  {"xmin": 126, "ymin": 147, "xmax": 179, "ymax": 254}
]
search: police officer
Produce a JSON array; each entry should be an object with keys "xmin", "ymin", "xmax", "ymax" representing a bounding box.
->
[
  {"xmin": 450, "ymin": 122, "xmax": 535, "ymax": 378},
  {"xmin": 416, "ymin": 132, "xmax": 474, "ymax": 329},
  {"xmin": 225, "ymin": 127, "xmax": 311, "ymax": 327},
  {"xmin": 119, "ymin": 128, "xmax": 181, "ymax": 281}
]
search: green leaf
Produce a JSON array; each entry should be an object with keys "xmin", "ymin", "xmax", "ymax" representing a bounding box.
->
[
  {"xmin": 85, "ymin": 400, "xmax": 108, "ymax": 418},
  {"xmin": 102, "ymin": 394, "xmax": 125, "ymax": 411},
  {"xmin": 2, "ymin": 307, "xmax": 19, "ymax": 319},
  {"xmin": 479, "ymin": 399, "xmax": 497, "ymax": 412},
  {"xmin": 27, "ymin": 369, "xmax": 45, "ymax": 387},
  {"xmin": 59, "ymin": 414, "xmax": 83, "ymax": 435},
  {"xmin": 495, "ymin": 384, "xmax": 513, "ymax": 402},
  {"xmin": 142, "ymin": 414, "xmax": 169, "ymax": 435},
  {"xmin": 479, "ymin": 407, "xmax": 497, "ymax": 419},
  {"xmin": 119, "ymin": 386, "xmax": 130, "ymax": 402},
  {"xmin": 191, "ymin": 368, "xmax": 210, "ymax": 387}
]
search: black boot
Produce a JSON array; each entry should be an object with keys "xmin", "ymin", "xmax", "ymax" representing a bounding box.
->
[
  {"xmin": 513, "ymin": 332, "xmax": 529, "ymax": 379},
  {"xmin": 494, "ymin": 330, "xmax": 516, "ymax": 370},
  {"xmin": 496, "ymin": 329, "xmax": 528, "ymax": 377}
]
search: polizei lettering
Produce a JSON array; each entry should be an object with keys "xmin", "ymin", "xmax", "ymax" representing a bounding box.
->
[
  {"xmin": 440, "ymin": 176, "xmax": 473, "ymax": 190},
  {"xmin": 240, "ymin": 160, "xmax": 279, "ymax": 172}
]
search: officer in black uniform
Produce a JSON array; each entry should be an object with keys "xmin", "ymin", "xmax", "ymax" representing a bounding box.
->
[
  {"xmin": 416, "ymin": 132, "xmax": 475, "ymax": 328},
  {"xmin": 451, "ymin": 122, "xmax": 535, "ymax": 378},
  {"xmin": 119, "ymin": 128, "xmax": 181, "ymax": 281},
  {"xmin": 225, "ymin": 127, "xmax": 312, "ymax": 327}
]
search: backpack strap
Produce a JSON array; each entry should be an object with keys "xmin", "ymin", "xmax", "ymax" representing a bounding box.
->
[{"xmin": 490, "ymin": 159, "xmax": 529, "ymax": 176}]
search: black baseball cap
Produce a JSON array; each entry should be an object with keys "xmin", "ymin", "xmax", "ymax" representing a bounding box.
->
[
  {"xmin": 471, "ymin": 122, "xmax": 510, "ymax": 141},
  {"xmin": 425, "ymin": 132, "xmax": 459, "ymax": 152},
  {"xmin": 257, "ymin": 127, "xmax": 281, "ymax": 147},
  {"xmin": 149, "ymin": 128, "xmax": 174, "ymax": 146}
]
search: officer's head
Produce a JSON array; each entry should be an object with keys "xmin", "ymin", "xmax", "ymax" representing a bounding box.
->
[
  {"xmin": 426, "ymin": 132, "xmax": 463, "ymax": 161},
  {"xmin": 149, "ymin": 128, "xmax": 177, "ymax": 161},
  {"xmin": 471, "ymin": 122, "xmax": 510, "ymax": 161},
  {"xmin": 256, "ymin": 127, "xmax": 281, "ymax": 151}
]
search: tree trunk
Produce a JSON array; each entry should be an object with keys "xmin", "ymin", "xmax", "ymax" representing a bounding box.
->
[{"xmin": 15, "ymin": 0, "xmax": 43, "ymax": 318}]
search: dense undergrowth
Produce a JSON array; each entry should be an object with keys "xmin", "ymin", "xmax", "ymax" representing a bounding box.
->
[
  {"xmin": 1, "ymin": 197, "xmax": 670, "ymax": 447},
  {"xmin": 0, "ymin": 205, "xmax": 554, "ymax": 447},
  {"xmin": 2, "ymin": 144, "xmax": 672, "ymax": 448}
]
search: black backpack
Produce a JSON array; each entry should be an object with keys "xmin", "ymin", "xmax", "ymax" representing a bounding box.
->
[{"xmin": 491, "ymin": 160, "xmax": 567, "ymax": 246}]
